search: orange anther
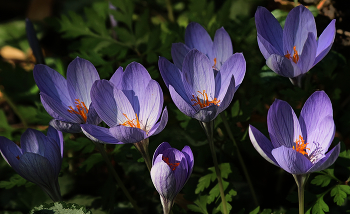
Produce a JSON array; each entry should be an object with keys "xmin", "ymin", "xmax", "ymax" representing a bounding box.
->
[
  {"xmin": 162, "ymin": 156, "xmax": 180, "ymax": 171},
  {"xmin": 67, "ymin": 99, "xmax": 89, "ymax": 122},
  {"xmin": 191, "ymin": 90, "xmax": 220, "ymax": 108},
  {"xmin": 285, "ymin": 46, "xmax": 299, "ymax": 64},
  {"xmin": 16, "ymin": 156, "xmax": 20, "ymax": 160},
  {"xmin": 293, "ymin": 135, "xmax": 310, "ymax": 155},
  {"xmin": 120, "ymin": 113, "xmax": 140, "ymax": 129}
]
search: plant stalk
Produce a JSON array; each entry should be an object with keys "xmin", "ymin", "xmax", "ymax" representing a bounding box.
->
[
  {"xmin": 200, "ymin": 121, "xmax": 228, "ymax": 214},
  {"xmin": 220, "ymin": 113, "xmax": 259, "ymax": 206},
  {"xmin": 134, "ymin": 138, "xmax": 152, "ymax": 171},
  {"xmin": 293, "ymin": 174, "xmax": 310, "ymax": 214},
  {"xmin": 93, "ymin": 142, "xmax": 142, "ymax": 214}
]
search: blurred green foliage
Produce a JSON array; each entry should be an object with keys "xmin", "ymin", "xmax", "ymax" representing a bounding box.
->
[{"xmin": 1, "ymin": 0, "xmax": 350, "ymax": 213}]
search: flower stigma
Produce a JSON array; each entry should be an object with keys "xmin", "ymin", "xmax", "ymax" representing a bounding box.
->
[
  {"xmin": 191, "ymin": 90, "xmax": 220, "ymax": 108},
  {"xmin": 285, "ymin": 46, "xmax": 299, "ymax": 64},
  {"xmin": 162, "ymin": 156, "xmax": 180, "ymax": 171},
  {"xmin": 212, "ymin": 58, "xmax": 218, "ymax": 70},
  {"xmin": 293, "ymin": 135, "xmax": 310, "ymax": 155},
  {"xmin": 67, "ymin": 99, "xmax": 89, "ymax": 122},
  {"xmin": 120, "ymin": 113, "xmax": 140, "ymax": 129}
]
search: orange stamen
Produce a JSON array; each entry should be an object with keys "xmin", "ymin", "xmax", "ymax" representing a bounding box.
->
[
  {"xmin": 284, "ymin": 46, "xmax": 299, "ymax": 63},
  {"xmin": 212, "ymin": 58, "xmax": 218, "ymax": 70},
  {"xmin": 16, "ymin": 156, "xmax": 20, "ymax": 160},
  {"xmin": 120, "ymin": 113, "xmax": 140, "ymax": 129},
  {"xmin": 67, "ymin": 99, "xmax": 89, "ymax": 122},
  {"xmin": 191, "ymin": 90, "xmax": 220, "ymax": 108},
  {"xmin": 162, "ymin": 156, "xmax": 180, "ymax": 171},
  {"xmin": 293, "ymin": 135, "xmax": 310, "ymax": 155}
]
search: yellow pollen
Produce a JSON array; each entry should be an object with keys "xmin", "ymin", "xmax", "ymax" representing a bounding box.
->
[
  {"xmin": 285, "ymin": 46, "xmax": 299, "ymax": 63},
  {"xmin": 162, "ymin": 156, "xmax": 180, "ymax": 171},
  {"xmin": 67, "ymin": 99, "xmax": 89, "ymax": 122},
  {"xmin": 191, "ymin": 90, "xmax": 220, "ymax": 108},
  {"xmin": 293, "ymin": 135, "xmax": 310, "ymax": 155},
  {"xmin": 120, "ymin": 113, "xmax": 140, "ymax": 129}
]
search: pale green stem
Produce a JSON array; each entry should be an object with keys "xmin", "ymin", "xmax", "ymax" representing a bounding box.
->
[
  {"xmin": 200, "ymin": 121, "xmax": 228, "ymax": 214},
  {"xmin": 220, "ymin": 113, "xmax": 259, "ymax": 206},
  {"xmin": 293, "ymin": 174, "xmax": 310, "ymax": 214},
  {"xmin": 134, "ymin": 138, "xmax": 152, "ymax": 171},
  {"xmin": 93, "ymin": 142, "xmax": 142, "ymax": 214},
  {"xmin": 0, "ymin": 90, "xmax": 28, "ymax": 129},
  {"xmin": 294, "ymin": 0, "xmax": 298, "ymax": 6}
]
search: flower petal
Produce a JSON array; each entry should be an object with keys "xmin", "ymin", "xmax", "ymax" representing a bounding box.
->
[
  {"xmin": 41, "ymin": 93, "xmax": 83, "ymax": 123},
  {"xmin": 169, "ymin": 85, "xmax": 197, "ymax": 118},
  {"xmin": 213, "ymin": 27, "xmax": 233, "ymax": 69},
  {"xmin": 307, "ymin": 143, "xmax": 340, "ymax": 173},
  {"xmin": 299, "ymin": 91, "xmax": 333, "ymax": 140},
  {"xmin": 255, "ymin": 6, "xmax": 284, "ymax": 55},
  {"xmin": 171, "ymin": 43, "xmax": 191, "ymax": 69},
  {"xmin": 20, "ymin": 129, "xmax": 47, "ymax": 156},
  {"xmin": 49, "ymin": 119, "xmax": 82, "ymax": 133},
  {"xmin": 43, "ymin": 137, "xmax": 62, "ymax": 177},
  {"xmin": 66, "ymin": 57, "xmax": 100, "ymax": 106},
  {"xmin": 109, "ymin": 126, "xmax": 146, "ymax": 144},
  {"xmin": 81, "ymin": 124, "xmax": 122, "ymax": 144},
  {"xmin": 257, "ymin": 33, "xmax": 283, "ymax": 59},
  {"xmin": 153, "ymin": 142, "xmax": 172, "ymax": 165},
  {"xmin": 314, "ymin": 19, "xmax": 336, "ymax": 65},
  {"xmin": 267, "ymin": 99, "xmax": 302, "ymax": 148},
  {"xmin": 90, "ymin": 80, "xmax": 119, "ymax": 127},
  {"xmin": 0, "ymin": 137, "xmax": 22, "ymax": 166},
  {"xmin": 182, "ymin": 49, "xmax": 215, "ymax": 97},
  {"xmin": 40, "ymin": 95, "xmax": 67, "ymax": 121},
  {"xmin": 248, "ymin": 125, "xmax": 279, "ymax": 166},
  {"xmin": 283, "ymin": 5, "xmax": 317, "ymax": 54},
  {"xmin": 33, "ymin": 64, "xmax": 72, "ymax": 106},
  {"xmin": 148, "ymin": 107, "xmax": 168, "ymax": 137},
  {"xmin": 272, "ymin": 146, "xmax": 313, "ymax": 174},
  {"xmin": 151, "ymin": 161, "xmax": 177, "ymax": 201},
  {"xmin": 193, "ymin": 105, "xmax": 219, "ymax": 122},
  {"xmin": 266, "ymin": 54, "xmax": 302, "ymax": 78},
  {"xmin": 298, "ymin": 32, "xmax": 317, "ymax": 73},
  {"xmin": 218, "ymin": 53, "xmax": 245, "ymax": 96},
  {"xmin": 217, "ymin": 75, "xmax": 235, "ymax": 114},
  {"xmin": 139, "ymin": 80, "xmax": 162, "ymax": 130},
  {"xmin": 181, "ymin": 145, "xmax": 194, "ymax": 180},
  {"xmin": 109, "ymin": 66, "xmax": 124, "ymax": 88},
  {"xmin": 46, "ymin": 126, "xmax": 64, "ymax": 158},
  {"xmin": 86, "ymin": 103, "xmax": 102, "ymax": 125},
  {"xmin": 120, "ymin": 62, "xmax": 152, "ymax": 115},
  {"xmin": 185, "ymin": 22, "xmax": 214, "ymax": 60}
]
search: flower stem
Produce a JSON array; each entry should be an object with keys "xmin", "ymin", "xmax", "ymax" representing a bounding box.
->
[
  {"xmin": 293, "ymin": 174, "xmax": 310, "ymax": 214},
  {"xmin": 200, "ymin": 121, "xmax": 228, "ymax": 214},
  {"xmin": 93, "ymin": 142, "xmax": 142, "ymax": 214},
  {"xmin": 0, "ymin": 90, "xmax": 28, "ymax": 129},
  {"xmin": 134, "ymin": 138, "xmax": 152, "ymax": 171},
  {"xmin": 220, "ymin": 113, "xmax": 259, "ymax": 207}
]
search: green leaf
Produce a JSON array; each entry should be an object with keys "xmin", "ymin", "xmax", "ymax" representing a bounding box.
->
[
  {"xmin": 0, "ymin": 174, "xmax": 28, "ymax": 189},
  {"xmin": 208, "ymin": 163, "xmax": 232, "ymax": 179},
  {"xmin": 216, "ymin": 189, "xmax": 237, "ymax": 213},
  {"xmin": 311, "ymin": 175, "xmax": 332, "ymax": 187},
  {"xmin": 65, "ymin": 137, "xmax": 95, "ymax": 154},
  {"xmin": 195, "ymin": 173, "xmax": 216, "ymax": 194},
  {"xmin": 207, "ymin": 181, "xmax": 229, "ymax": 204},
  {"xmin": 187, "ymin": 195, "xmax": 209, "ymax": 214},
  {"xmin": 249, "ymin": 206, "xmax": 260, "ymax": 214},
  {"xmin": 0, "ymin": 109, "xmax": 14, "ymax": 139},
  {"xmin": 80, "ymin": 153, "xmax": 103, "ymax": 172},
  {"xmin": 331, "ymin": 185, "xmax": 350, "ymax": 206},
  {"xmin": 260, "ymin": 209, "xmax": 272, "ymax": 214},
  {"xmin": 312, "ymin": 195, "xmax": 329, "ymax": 214}
]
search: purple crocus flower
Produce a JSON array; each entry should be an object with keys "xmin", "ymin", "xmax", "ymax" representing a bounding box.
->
[
  {"xmin": 33, "ymin": 57, "xmax": 101, "ymax": 133},
  {"xmin": 0, "ymin": 126, "xmax": 63, "ymax": 201},
  {"xmin": 80, "ymin": 62, "xmax": 168, "ymax": 144},
  {"xmin": 172, "ymin": 22, "xmax": 233, "ymax": 71},
  {"xmin": 255, "ymin": 5, "xmax": 336, "ymax": 84},
  {"xmin": 159, "ymin": 49, "xmax": 245, "ymax": 122},
  {"xmin": 249, "ymin": 91, "xmax": 340, "ymax": 175},
  {"xmin": 151, "ymin": 142, "xmax": 194, "ymax": 214}
]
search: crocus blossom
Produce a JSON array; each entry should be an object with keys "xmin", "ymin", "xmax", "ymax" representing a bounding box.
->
[
  {"xmin": 81, "ymin": 62, "xmax": 168, "ymax": 144},
  {"xmin": 255, "ymin": 5, "xmax": 336, "ymax": 81},
  {"xmin": 172, "ymin": 22, "xmax": 233, "ymax": 71},
  {"xmin": 33, "ymin": 57, "xmax": 102, "ymax": 133},
  {"xmin": 150, "ymin": 142, "xmax": 194, "ymax": 214},
  {"xmin": 159, "ymin": 49, "xmax": 245, "ymax": 122},
  {"xmin": 249, "ymin": 91, "xmax": 340, "ymax": 175},
  {"xmin": 0, "ymin": 126, "xmax": 64, "ymax": 201}
]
